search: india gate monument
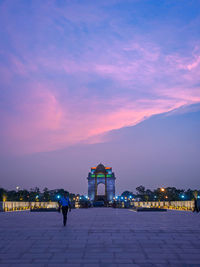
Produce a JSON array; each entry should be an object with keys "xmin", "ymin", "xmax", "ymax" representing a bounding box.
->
[{"xmin": 87, "ymin": 163, "xmax": 116, "ymax": 202}]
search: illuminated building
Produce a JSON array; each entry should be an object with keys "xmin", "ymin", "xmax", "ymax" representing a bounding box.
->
[{"xmin": 87, "ymin": 163, "xmax": 116, "ymax": 202}]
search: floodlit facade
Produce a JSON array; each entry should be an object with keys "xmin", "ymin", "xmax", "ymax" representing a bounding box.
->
[{"xmin": 87, "ymin": 163, "xmax": 116, "ymax": 202}]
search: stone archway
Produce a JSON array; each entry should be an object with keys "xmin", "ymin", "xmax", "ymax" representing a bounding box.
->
[{"xmin": 87, "ymin": 163, "xmax": 116, "ymax": 202}]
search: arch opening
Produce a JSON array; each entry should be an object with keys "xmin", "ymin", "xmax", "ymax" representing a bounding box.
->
[{"xmin": 97, "ymin": 183, "xmax": 105, "ymax": 196}]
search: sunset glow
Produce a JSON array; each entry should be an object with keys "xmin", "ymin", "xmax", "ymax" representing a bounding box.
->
[{"xmin": 0, "ymin": 0, "xmax": 200, "ymax": 191}]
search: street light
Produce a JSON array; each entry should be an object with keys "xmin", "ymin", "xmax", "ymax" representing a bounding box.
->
[
  {"xmin": 16, "ymin": 186, "xmax": 20, "ymax": 192},
  {"xmin": 160, "ymin": 188, "xmax": 165, "ymax": 192}
]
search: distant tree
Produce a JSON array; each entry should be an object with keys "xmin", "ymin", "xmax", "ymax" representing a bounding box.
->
[
  {"xmin": 57, "ymin": 189, "xmax": 68, "ymax": 196},
  {"xmin": 29, "ymin": 187, "xmax": 41, "ymax": 201},
  {"xmin": 153, "ymin": 187, "xmax": 185, "ymax": 201},
  {"xmin": 144, "ymin": 189, "xmax": 154, "ymax": 201},
  {"xmin": 136, "ymin": 186, "xmax": 146, "ymax": 200},
  {"xmin": 47, "ymin": 189, "xmax": 70, "ymax": 201},
  {"xmin": 121, "ymin": 191, "xmax": 133, "ymax": 197},
  {"xmin": 185, "ymin": 189, "xmax": 194, "ymax": 200},
  {"xmin": 0, "ymin": 188, "xmax": 7, "ymax": 201},
  {"xmin": 136, "ymin": 186, "xmax": 145, "ymax": 195},
  {"xmin": 43, "ymin": 187, "xmax": 50, "ymax": 201},
  {"xmin": 167, "ymin": 187, "xmax": 184, "ymax": 201},
  {"xmin": 20, "ymin": 189, "xmax": 30, "ymax": 201}
]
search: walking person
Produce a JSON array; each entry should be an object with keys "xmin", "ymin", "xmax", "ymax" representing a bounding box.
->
[
  {"xmin": 193, "ymin": 191, "xmax": 199, "ymax": 213},
  {"xmin": 58, "ymin": 192, "xmax": 71, "ymax": 226},
  {"xmin": 193, "ymin": 198, "xmax": 199, "ymax": 213}
]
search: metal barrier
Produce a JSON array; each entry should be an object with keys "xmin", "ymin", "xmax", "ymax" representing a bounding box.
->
[{"xmin": 130, "ymin": 200, "xmax": 194, "ymax": 211}]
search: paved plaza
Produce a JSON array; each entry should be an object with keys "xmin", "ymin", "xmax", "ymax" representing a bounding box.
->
[{"xmin": 0, "ymin": 208, "xmax": 200, "ymax": 267}]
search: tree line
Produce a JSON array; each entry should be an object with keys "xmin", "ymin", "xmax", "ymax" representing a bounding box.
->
[
  {"xmin": 0, "ymin": 187, "xmax": 76, "ymax": 202},
  {"xmin": 1, "ymin": 185, "xmax": 199, "ymax": 202},
  {"xmin": 121, "ymin": 186, "xmax": 200, "ymax": 201}
]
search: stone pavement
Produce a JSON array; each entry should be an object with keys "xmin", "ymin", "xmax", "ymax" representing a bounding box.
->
[{"xmin": 0, "ymin": 208, "xmax": 200, "ymax": 267}]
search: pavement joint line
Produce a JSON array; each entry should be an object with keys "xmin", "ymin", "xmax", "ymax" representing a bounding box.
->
[{"xmin": 0, "ymin": 208, "xmax": 200, "ymax": 266}]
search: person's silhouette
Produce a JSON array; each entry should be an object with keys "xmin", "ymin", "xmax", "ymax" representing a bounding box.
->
[
  {"xmin": 193, "ymin": 198, "xmax": 199, "ymax": 213},
  {"xmin": 58, "ymin": 193, "xmax": 71, "ymax": 226}
]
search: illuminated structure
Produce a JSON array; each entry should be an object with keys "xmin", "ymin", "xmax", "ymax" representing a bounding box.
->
[{"xmin": 87, "ymin": 163, "xmax": 116, "ymax": 202}]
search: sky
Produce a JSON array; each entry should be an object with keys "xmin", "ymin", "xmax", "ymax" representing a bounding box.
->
[{"xmin": 0, "ymin": 0, "xmax": 200, "ymax": 193}]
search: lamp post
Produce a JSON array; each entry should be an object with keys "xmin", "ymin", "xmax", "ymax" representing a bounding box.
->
[
  {"xmin": 2, "ymin": 195, "xmax": 7, "ymax": 202},
  {"xmin": 158, "ymin": 187, "xmax": 165, "ymax": 206},
  {"xmin": 16, "ymin": 186, "xmax": 20, "ymax": 192}
]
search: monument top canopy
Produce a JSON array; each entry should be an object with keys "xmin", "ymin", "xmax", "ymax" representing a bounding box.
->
[
  {"xmin": 95, "ymin": 163, "xmax": 106, "ymax": 174},
  {"xmin": 91, "ymin": 163, "xmax": 112, "ymax": 174}
]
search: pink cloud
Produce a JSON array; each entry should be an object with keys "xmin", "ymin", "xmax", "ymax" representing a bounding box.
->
[
  {"xmin": 1, "ymin": 14, "xmax": 200, "ymax": 155},
  {"xmin": 1, "ymin": 85, "xmax": 64, "ymax": 153},
  {"xmin": 187, "ymin": 56, "xmax": 200, "ymax": 70},
  {"xmin": 1, "ymin": 83, "xmax": 197, "ymax": 155}
]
